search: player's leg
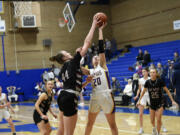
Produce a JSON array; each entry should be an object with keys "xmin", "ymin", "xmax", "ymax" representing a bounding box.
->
[
  {"xmin": 4, "ymin": 110, "xmax": 16, "ymax": 134},
  {"xmin": 155, "ymin": 107, "xmax": 164, "ymax": 134},
  {"xmin": 85, "ymin": 98, "xmax": 100, "ymax": 135},
  {"xmin": 105, "ymin": 112, "xmax": 118, "ymax": 135},
  {"xmin": 84, "ymin": 112, "xmax": 99, "ymax": 135},
  {"xmin": 103, "ymin": 92, "xmax": 118, "ymax": 135},
  {"xmin": 149, "ymin": 108, "xmax": 157, "ymax": 135},
  {"xmin": 63, "ymin": 114, "xmax": 78, "ymax": 135},
  {"xmin": 56, "ymin": 110, "xmax": 64, "ymax": 135},
  {"xmin": 44, "ymin": 121, "xmax": 52, "ymax": 135},
  {"xmin": 138, "ymin": 105, "xmax": 144, "ymax": 134},
  {"xmin": 37, "ymin": 120, "xmax": 49, "ymax": 135},
  {"xmin": 6, "ymin": 117, "xmax": 16, "ymax": 134}
]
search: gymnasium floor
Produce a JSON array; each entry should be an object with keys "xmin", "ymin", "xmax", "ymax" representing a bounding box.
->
[{"xmin": 0, "ymin": 102, "xmax": 180, "ymax": 135}]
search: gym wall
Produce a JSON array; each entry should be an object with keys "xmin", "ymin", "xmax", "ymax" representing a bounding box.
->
[
  {"xmin": 0, "ymin": 1, "xmax": 112, "ymax": 71},
  {"xmin": 111, "ymin": 0, "xmax": 180, "ymax": 49}
]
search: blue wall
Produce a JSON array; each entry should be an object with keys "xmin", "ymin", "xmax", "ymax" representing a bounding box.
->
[{"xmin": 0, "ymin": 69, "xmax": 48, "ymax": 101}]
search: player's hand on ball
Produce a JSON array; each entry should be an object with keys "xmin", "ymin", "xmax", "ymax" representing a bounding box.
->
[
  {"xmin": 99, "ymin": 22, "xmax": 107, "ymax": 30},
  {"xmin": 93, "ymin": 15, "xmax": 100, "ymax": 27}
]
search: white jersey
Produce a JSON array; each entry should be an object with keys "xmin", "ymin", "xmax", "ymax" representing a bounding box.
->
[
  {"xmin": 139, "ymin": 77, "xmax": 150, "ymax": 96},
  {"xmin": 0, "ymin": 93, "xmax": 7, "ymax": 110},
  {"xmin": 90, "ymin": 65, "xmax": 111, "ymax": 93}
]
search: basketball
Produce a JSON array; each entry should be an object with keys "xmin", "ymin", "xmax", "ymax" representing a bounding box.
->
[{"xmin": 94, "ymin": 12, "xmax": 107, "ymax": 27}]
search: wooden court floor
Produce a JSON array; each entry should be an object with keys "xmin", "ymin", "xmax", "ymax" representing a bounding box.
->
[{"xmin": 0, "ymin": 103, "xmax": 180, "ymax": 135}]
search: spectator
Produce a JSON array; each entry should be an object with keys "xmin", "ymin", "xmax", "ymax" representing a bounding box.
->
[
  {"xmin": 173, "ymin": 60, "xmax": 180, "ymax": 111},
  {"xmin": 167, "ymin": 61, "xmax": 174, "ymax": 90},
  {"xmin": 132, "ymin": 73, "xmax": 139, "ymax": 108},
  {"xmin": 35, "ymin": 82, "xmax": 44, "ymax": 96},
  {"xmin": 149, "ymin": 63, "xmax": 155, "ymax": 71},
  {"xmin": 142, "ymin": 50, "xmax": 151, "ymax": 66},
  {"xmin": 111, "ymin": 77, "xmax": 122, "ymax": 96},
  {"xmin": 136, "ymin": 49, "xmax": 144, "ymax": 62},
  {"xmin": 174, "ymin": 52, "xmax": 180, "ymax": 62},
  {"xmin": 135, "ymin": 61, "xmax": 142, "ymax": 77},
  {"xmin": 157, "ymin": 62, "xmax": 164, "ymax": 77},
  {"xmin": 122, "ymin": 79, "xmax": 133, "ymax": 106},
  {"xmin": 7, "ymin": 86, "xmax": 18, "ymax": 102},
  {"xmin": 105, "ymin": 38, "xmax": 112, "ymax": 61},
  {"xmin": 50, "ymin": 64, "xmax": 61, "ymax": 77}
]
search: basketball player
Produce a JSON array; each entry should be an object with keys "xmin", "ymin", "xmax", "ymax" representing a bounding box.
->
[
  {"xmin": 82, "ymin": 23, "xmax": 118, "ymax": 135},
  {"xmin": 134, "ymin": 68, "xmax": 150, "ymax": 134},
  {"xmin": 49, "ymin": 16, "xmax": 98, "ymax": 135},
  {"xmin": 137, "ymin": 68, "xmax": 178, "ymax": 135},
  {"xmin": 33, "ymin": 80, "xmax": 57, "ymax": 135},
  {"xmin": 0, "ymin": 86, "xmax": 16, "ymax": 135}
]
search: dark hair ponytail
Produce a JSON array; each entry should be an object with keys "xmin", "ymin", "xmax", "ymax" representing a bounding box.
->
[{"xmin": 49, "ymin": 51, "xmax": 64, "ymax": 64}]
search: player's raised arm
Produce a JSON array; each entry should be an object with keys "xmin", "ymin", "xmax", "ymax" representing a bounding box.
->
[
  {"xmin": 80, "ymin": 16, "xmax": 98, "ymax": 57},
  {"xmin": 98, "ymin": 23, "xmax": 107, "ymax": 69}
]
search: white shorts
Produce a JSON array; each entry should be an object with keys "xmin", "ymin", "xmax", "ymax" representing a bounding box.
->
[
  {"xmin": 0, "ymin": 109, "xmax": 11, "ymax": 120},
  {"xmin": 140, "ymin": 94, "xmax": 150, "ymax": 106},
  {"xmin": 89, "ymin": 91, "xmax": 115, "ymax": 113}
]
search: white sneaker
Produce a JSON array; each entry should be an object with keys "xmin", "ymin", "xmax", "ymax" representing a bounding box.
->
[
  {"xmin": 162, "ymin": 126, "xmax": 167, "ymax": 132},
  {"xmin": 152, "ymin": 127, "xmax": 157, "ymax": 135},
  {"xmin": 138, "ymin": 128, "xmax": 144, "ymax": 134}
]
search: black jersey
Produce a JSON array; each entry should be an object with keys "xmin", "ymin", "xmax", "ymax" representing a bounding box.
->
[
  {"xmin": 33, "ymin": 92, "xmax": 52, "ymax": 125},
  {"xmin": 38, "ymin": 92, "xmax": 52, "ymax": 114},
  {"xmin": 59, "ymin": 52, "xmax": 82, "ymax": 92},
  {"xmin": 144, "ymin": 78, "xmax": 165, "ymax": 106}
]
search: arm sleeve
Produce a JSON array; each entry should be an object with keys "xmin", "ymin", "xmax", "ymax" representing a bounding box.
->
[{"xmin": 98, "ymin": 40, "xmax": 105, "ymax": 54}]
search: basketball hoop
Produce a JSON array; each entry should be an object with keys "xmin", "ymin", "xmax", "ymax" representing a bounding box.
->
[{"xmin": 58, "ymin": 18, "xmax": 68, "ymax": 28}]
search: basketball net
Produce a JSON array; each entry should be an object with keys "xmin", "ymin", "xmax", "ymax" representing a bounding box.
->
[
  {"xmin": 58, "ymin": 18, "xmax": 68, "ymax": 28},
  {"xmin": 13, "ymin": 2, "xmax": 32, "ymax": 18}
]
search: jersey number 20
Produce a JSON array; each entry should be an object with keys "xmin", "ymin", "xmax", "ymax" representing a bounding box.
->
[{"xmin": 93, "ymin": 77, "xmax": 101, "ymax": 86}]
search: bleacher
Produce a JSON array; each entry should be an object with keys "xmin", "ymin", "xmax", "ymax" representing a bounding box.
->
[{"xmin": 83, "ymin": 40, "xmax": 180, "ymax": 101}]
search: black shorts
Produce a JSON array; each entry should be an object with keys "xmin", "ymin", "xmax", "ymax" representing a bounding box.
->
[
  {"xmin": 150, "ymin": 100, "xmax": 165, "ymax": 111},
  {"xmin": 33, "ymin": 110, "xmax": 48, "ymax": 125},
  {"xmin": 57, "ymin": 90, "xmax": 78, "ymax": 117}
]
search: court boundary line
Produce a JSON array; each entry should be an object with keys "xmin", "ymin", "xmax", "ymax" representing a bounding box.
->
[{"xmin": 10, "ymin": 114, "xmax": 174, "ymax": 135}]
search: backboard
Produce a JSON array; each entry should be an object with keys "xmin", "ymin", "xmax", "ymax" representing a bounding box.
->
[{"xmin": 63, "ymin": 2, "xmax": 76, "ymax": 32}]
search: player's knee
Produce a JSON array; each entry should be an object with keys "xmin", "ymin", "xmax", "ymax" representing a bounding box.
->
[
  {"xmin": 157, "ymin": 119, "xmax": 162, "ymax": 124},
  {"xmin": 8, "ymin": 120, "xmax": 13, "ymax": 126},
  {"xmin": 42, "ymin": 130, "xmax": 49, "ymax": 135},
  {"xmin": 87, "ymin": 120, "xmax": 94, "ymax": 127},
  {"xmin": 150, "ymin": 118, "xmax": 155, "ymax": 124},
  {"xmin": 139, "ymin": 112, "xmax": 143, "ymax": 117}
]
